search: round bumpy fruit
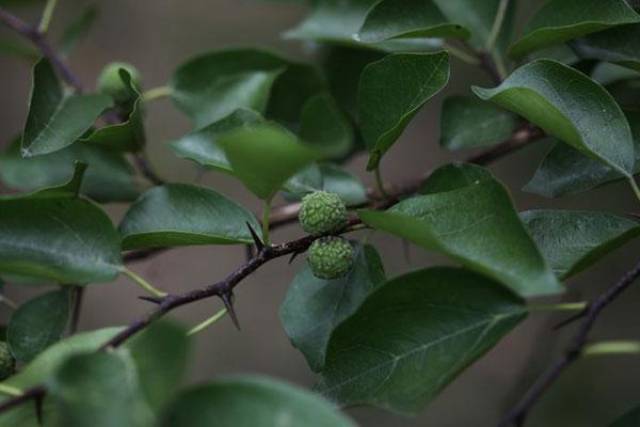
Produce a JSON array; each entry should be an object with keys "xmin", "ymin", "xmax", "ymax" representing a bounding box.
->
[
  {"xmin": 0, "ymin": 341, "xmax": 15, "ymax": 381},
  {"xmin": 298, "ymin": 191, "xmax": 347, "ymax": 234},
  {"xmin": 307, "ymin": 237, "xmax": 354, "ymax": 280},
  {"xmin": 97, "ymin": 62, "xmax": 141, "ymax": 104}
]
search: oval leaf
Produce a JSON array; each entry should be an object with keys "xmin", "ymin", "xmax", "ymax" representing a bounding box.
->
[
  {"xmin": 509, "ymin": 0, "xmax": 640, "ymax": 58},
  {"xmin": 358, "ymin": 0, "xmax": 469, "ymax": 43},
  {"xmin": 22, "ymin": 59, "xmax": 112, "ymax": 157},
  {"xmin": 161, "ymin": 376, "xmax": 356, "ymax": 427},
  {"xmin": 0, "ymin": 197, "xmax": 123, "ymax": 283},
  {"xmin": 280, "ymin": 244, "xmax": 385, "ymax": 371},
  {"xmin": 572, "ymin": 24, "xmax": 640, "ymax": 72},
  {"xmin": 316, "ymin": 267, "xmax": 526, "ymax": 414},
  {"xmin": 521, "ymin": 210, "xmax": 640, "ymax": 279},
  {"xmin": 7, "ymin": 289, "xmax": 71, "ymax": 363},
  {"xmin": 359, "ymin": 164, "xmax": 561, "ymax": 297},
  {"xmin": 440, "ymin": 95, "xmax": 518, "ymax": 150},
  {"xmin": 359, "ymin": 51, "xmax": 449, "ymax": 170},
  {"xmin": 473, "ymin": 59, "xmax": 635, "ymax": 176},
  {"xmin": 119, "ymin": 183, "xmax": 261, "ymax": 250}
]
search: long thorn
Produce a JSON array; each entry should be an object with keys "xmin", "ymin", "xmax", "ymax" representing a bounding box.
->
[{"xmin": 221, "ymin": 293, "xmax": 240, "ymax": 330}]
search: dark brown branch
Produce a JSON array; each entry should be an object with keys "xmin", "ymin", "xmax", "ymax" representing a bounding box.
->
[
  {"xmin": 0, "ymin": 7, "xmax": 83, "ymax": 91},
  {"xmin": 498, "ymin": 258, "xmax": 640, "ymax": 427}
]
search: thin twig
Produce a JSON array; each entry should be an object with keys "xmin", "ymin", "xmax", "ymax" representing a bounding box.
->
[
  {"xmin": 69, "ymin": 286, "xmax": 84, "ymax": 334},
  {"xmin": 498, "ymin": 258, "xmax": 640, "ymax": 427}
]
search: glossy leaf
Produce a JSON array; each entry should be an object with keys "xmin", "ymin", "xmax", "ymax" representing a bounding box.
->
[
  {"xmin": 218, "ymin": 123, "xmax": 322, "ymax": 200},
  {"xmin": 119, "ymin": 183, "xmax": 261, "ymax": 250},
  {"xmin": 440, "ymin": 96, "xmax": 518, "ymax": 150},
  {"xmin": 22, "ymin": 59, "xmax": 112, "ymax": 157},
  {"xmin": 522, "ymin": 210, "xmax": 640, "ymax": 279},
  {"xmin": 47, "ymin": 351, "xmax": 153, "ymax": 427},
  {"xmin": 316, "ymin": 267, "xmax": 526, "ymax": 414},
  {"xmin": 284, "ymin": 163, "xmax": 368, "ymax": 205},
  {"xmin": 280, "ymin": 244, "xmax": 385, "ymax": 371},
  {"xmin": 359, "ymin": 164, "xmax": 561, "ymax": 297},
  {"xmin": 83, "ymin": 69, "xmax": 146, "ymax": 151},
  {"xmin": 300, "ymin": 93, "xmax": 354, "ymax": 158},
  {"xmin": 0, "ymin": 328, "xmax": 122, "ymax": 427},
  {"xmin": 359, "ymin": 51, "xmax": 449, "ymax": 170},
  {"xmin": 7, "ymin": 289, "xmax": 71, "ymax": 363},
  {"xmin": 125, "ymin": 321, "xmax": 189, "ymax": 411},
  {"xmin": 161, "ymin": 376, "xmax": 356, "ymax": 427},
  {"xmin": 474, "ymin": 59, "xmax": 635, "ymax": 176},
  {"xmin": 509, "ymin": 0, "xmax": 640, "ymax": 58},
  {"xmin": 572, "ymin": 24, "xmax": 640, "ymax": 72},
  {"xmin": 0, "ymin": 137, "xmax": 139, "ymax": 203},
  {"xmin": 170, "ymin": 109, "xmax": 264, "ymax": 173},
  {"xmin": 525, "ymin": 111, "xmax": 640, "ymax": 197},
  {"xmin": 358, "ymin": 0, "xmax": 469, "ymax": 43}
]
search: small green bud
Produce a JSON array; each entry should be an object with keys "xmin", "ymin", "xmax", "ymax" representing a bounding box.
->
[
  {"xmin": 307, "ymin": 237, "xmax": 354, "ymax": 280},
  {"xmin": 97, "ymin": 62, "xmax": 141, "ymax": 104},
  {"xmin": 299, "ymin": 191, "xmax": 347, "ymax": 234},
  {"xmin": 0, "ymin": 341, "xmax": 15, "ymax": 381}
]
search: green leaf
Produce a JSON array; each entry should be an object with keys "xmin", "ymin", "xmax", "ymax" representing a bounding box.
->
[
  {"xmin": 299, "ymin": 93, "xmax": 354, "ymax": 158},
  {"xmin": 7, "ymin": 289, "xmax": 71, "ymax": 363},
  {"xmin": 318, "ymin": 164, "xmax": 368, "ymax": 205},
  {"xmin": 0, "ymin": 328, "xmax": 122, "ymax": 427},
  {"xmin": 439, "ymin": 96, "xmax": 518, "ymax": 150},
  {"xmin": 218, "ymin": 123, "xmax": 322, "ymax": 200},
  {"xmin": 524, "ymin": 111, "xmax": 640, "ymax": 197},
  {"xmin": 359, "ymin": 164, "xmax": 561, "ymax": 297},
  {"xmin": 473, "ymin": 59, "xmax": 635, "ymax": 176},
  {"xmin": 316, "ymin": 267, "xmax": 526, "ymax": 414},
  {"xmin": 161, "ymin": 376, "xmax": 356, "ymax": 427},
  {"xmin": 59, "ymin": 4, "xmax": 98, "ymax": 56},
  {"xmin": 47, "ymin": 351, "xmax": 153, "ymax": 427},
  {"xmin": 170, "ymin": 109, "xmax": 264, "ymax": 174},
  {"xmin": 0, "ymin": 137, "xmax": 139, "ymax": 203},
  {"xmin": 22, "ymin": 59, "xmax": 112, "ymax": 157},
  {"xmin": 610, "ymin": 405, "xmax": 640, "ymax": 427},
  {"xmin": 119, "ymin": 183, "xmax": 261, "ymax": 250},
  {"xmin": 521, "ymin": 210, "xmax": 640, "ymax": 279},
  {"xmin": 124, "ymin": 321, "xmax": 189, "ymax": 411},
  {"xmin": 0, "ymin": 197, "xmax": 123, "ymax": 283},
  {"xmin": 358, "ymin": 0, "xmax": 470, "ymax": 43},
  {"xmin": 82, "ymin": 69, "xmax": 146, "ymax": 152},
  {"xmin": 359, "ymin": 51, "xmax": 449, "ymax": 170},
  {"xmin": 572, "ymin": 24, "xmax": 640, "ymax": 72},
  {"xmin": 432, "ymin": 0, "xmax": 515, "ymax": 51},
  {"xmin": 509, "ymin": 0, "xmax": 640, "ymax": 59},
  {"xmin": 280, "ymin": 244, "xmax": 385, "ymax": 371}
]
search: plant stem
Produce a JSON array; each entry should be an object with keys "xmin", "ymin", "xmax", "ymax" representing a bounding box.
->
[
  {"xmin": 583, "ymin": 340, "xmax": 640, "ymax": 357},
  {"xmin": 121, "ymin": 268, "xmax": 166, "ymax": 298},
  {"xmin": 187, "ymin": 308, "xmax": 228, "ymax": 336},
  {"xmin": 442, "ymin": 42, "xmax": 481, "ymax": 65},
  {"xmin": 0, "ymin": 295, "xmax": 17, "ymax": 310},
  {"xmin": 262, "ymin": 199, "xmax": 272, "ymax": 245},
  {"xmin": 38, "ymin": 0, "xmax": 58, "ymax": 33},
  {"xmin": 374, "ymin": 166, "xmax": 389, "ymax": 198},
  {"xmin": 527, "ymin": 302, "xmax": 588, "ymax": 313},
  {"xmin": 142, "ymin": 86, "xmax": 172, "ymax": 102},
  {"xmin": 0, "ymin": 384, "xmax": 23, "ymax": 397},
  {"xmin": 628, "ymin": 176, "xmax": 640, "ymax": 203},
  {"xmin": 486, "ymin": 0, "xmax": 510, "ymax": 51}
]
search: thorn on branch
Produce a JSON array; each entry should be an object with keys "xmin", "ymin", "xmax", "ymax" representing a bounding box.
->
[
  {"xmin": 288, "ymin": 251, "xmax": 302, "ymax": 265},
  {"xmin": 221, "ymin": 292, "xmax": 240, "ymax": 330},
  {"xmin": 246, "ymin": 222, "xmax": 264, "ymax": 252},
  {"xmin": 553, "ymin": 307, "xmax": 589, "ymax": 330},
  {"xmin": 139, "ymin": 295, "xmax": 164, "ymax": 305}
]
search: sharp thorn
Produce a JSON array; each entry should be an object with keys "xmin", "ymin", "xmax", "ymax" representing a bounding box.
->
[
  {"xmin": 288, "ymin": 251, "xmax": 302, "ymax": 265},
  {"xmin": 245, "ymin": 244, "xmax": 255, "ymax": 262},
  {"xmin": 138, "ymin": 295, "xmax": 163, "ymax": 304},
  {"xmin": 246, "ymin": 222, "xmax": 264, "ymax": 251},
  {"xmin": 221, "ymin": 292, "xmax": 241, "ymax": 331},
  {"xmin": 553, "ymin": 308, "xmax": 588, "ymax": 330}
]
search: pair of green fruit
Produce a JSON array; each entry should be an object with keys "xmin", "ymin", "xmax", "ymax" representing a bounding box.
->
[{"xmin": 298, "ymin": 191, "xmax": 355, "ymax": 280}]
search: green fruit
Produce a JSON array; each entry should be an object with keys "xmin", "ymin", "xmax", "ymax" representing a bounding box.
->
[
  {"xmin": 97, "ymin": 62, "xmax": 141, "ymax": 104},
  {"xmin": 298, "ymin": 191, "xmax": 347, "ymax": 234},
  {"xmin": 307, "ymin": 237, "xmax": 354, "ymax": 280},
  {"xmin": 0, "ymin": 341, "xmax": 15, "ymax": 381}
]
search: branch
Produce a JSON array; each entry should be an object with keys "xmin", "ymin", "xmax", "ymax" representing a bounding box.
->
[
  {"xmin": 498, "ymin": 258, "xmax": 640, "ymax": 427},
  {"xmin": 0, "ymin": 7, "xmax": 82, "ymax": 91}
]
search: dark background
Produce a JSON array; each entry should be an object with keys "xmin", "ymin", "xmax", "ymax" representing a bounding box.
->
[{"xmin": 1, "ymin": 1, "xmax": 640, "ymax": 426}]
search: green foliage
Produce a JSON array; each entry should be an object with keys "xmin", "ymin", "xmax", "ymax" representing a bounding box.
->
[
  {"xmin": 97, "ymin": 62, "xmax": 141, "ymax": 105},
  {"xmin": 299, "ymin": 191, "xmax": 348, "ymax": 234},
  {"xmin": 0, "ymin": 342, "xmax": 15, "ymax": 381}
]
